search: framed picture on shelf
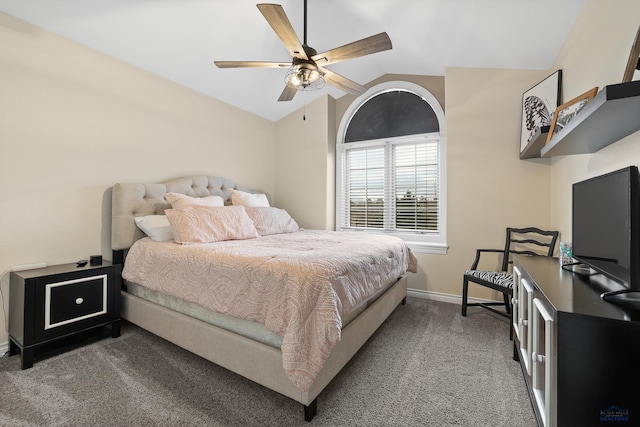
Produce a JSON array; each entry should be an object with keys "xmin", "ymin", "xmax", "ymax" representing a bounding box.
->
[
  {"xmin": 520, "ymin": 70, "xmax": 563, "ymax": 154},
  {"xmin": 622, "ymin": 25, "xmax": 640, "ymax": 83},
  {"xmin": 546, "ymin": 87, "xmax": 599, "ymax": 144}
]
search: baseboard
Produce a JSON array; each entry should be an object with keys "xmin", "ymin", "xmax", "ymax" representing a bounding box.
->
[
  {"xmin": 0, "ymin": 341, "xmax": 8, "ymax": 356},
  {"xmin": 407, "ymin": 288, "xmax": 500, "ymax": 305}
]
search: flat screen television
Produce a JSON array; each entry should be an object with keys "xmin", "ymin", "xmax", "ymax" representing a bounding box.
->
[{"xmin": 572, "ymin": 166, "xmax": 640, "ymax": 291}]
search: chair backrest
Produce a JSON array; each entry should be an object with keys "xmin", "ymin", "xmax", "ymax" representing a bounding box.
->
[{"xmin": 500, "ymin": 227, "xmax": 559, "ymax": 271}]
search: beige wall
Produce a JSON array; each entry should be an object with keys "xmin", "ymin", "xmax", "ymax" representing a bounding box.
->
[
  {"xmin": 274, "ymin": 94, "xmax": 336, "ymax": 230},
  {"xmin": 440, "ymin": 68, "xmax": 554, "ymax": 300},
  {"xmin": 549, "ymin": 0, "xmax": 640, "ymax": 238},
  {"xmin": 0, "ymin": 13, "xmax": 277, "ymax": 345}
]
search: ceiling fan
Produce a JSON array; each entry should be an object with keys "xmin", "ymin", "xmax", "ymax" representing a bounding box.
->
[{"xmin": 214, "ymin": 1, "xmax": 392, "ymax": 102}]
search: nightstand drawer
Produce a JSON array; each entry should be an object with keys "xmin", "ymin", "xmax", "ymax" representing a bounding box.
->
[{"xmin": 46, "ymin": 275, "xmax": 107, "ymax": 329}]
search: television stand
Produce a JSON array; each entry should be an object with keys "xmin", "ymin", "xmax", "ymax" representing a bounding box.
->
[{"xmin": 512, "ymin": 255, "xmax": 640, "ymax": 427}]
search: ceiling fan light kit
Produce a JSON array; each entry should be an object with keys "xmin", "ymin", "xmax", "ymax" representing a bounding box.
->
[
  {"xmin": 285, "ymin": 62, "xmax": 325, "ymax": 91},
  {"xmin": 214, "ymin": 1, "xmax": 392, "ymax": 102}
]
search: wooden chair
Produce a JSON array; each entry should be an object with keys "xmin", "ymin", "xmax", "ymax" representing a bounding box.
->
[{"xmin": 461, "ymin": 227, "xmax": 559, "ymax": 324}]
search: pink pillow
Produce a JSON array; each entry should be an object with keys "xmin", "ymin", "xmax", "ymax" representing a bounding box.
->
[
  {"xmin": 245, "ymin": 207, "xmax": 300, "ymax": 236},
  {"xmin": 166, "ymin": 206, "xmax": 259, "ymax": 244},
  {"xmin": 165, "ymin": 192, "xmax": 224, "ymax": 209}
]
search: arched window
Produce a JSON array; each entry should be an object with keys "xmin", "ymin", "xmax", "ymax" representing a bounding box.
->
[{"xmin": 336, "ymin": 81, "xmax": 447, "ymax": 254}]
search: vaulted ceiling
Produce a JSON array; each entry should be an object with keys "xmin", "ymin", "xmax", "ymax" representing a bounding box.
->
[{"xmin": 0, "ymin": 0, "xmax": 585, "ymax": 121}]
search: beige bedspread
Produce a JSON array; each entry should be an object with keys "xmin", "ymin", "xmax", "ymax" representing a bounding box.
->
[{"xmin": 122, "ymin": 230, "xmax": 417, "ymax": 391}]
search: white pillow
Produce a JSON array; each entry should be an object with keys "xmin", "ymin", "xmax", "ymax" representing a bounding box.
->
[
  {"xmin": 244, "ymin": 207, "xmax": 300, "ymax": 236},
  {"xmin": 134, "ymin": 215, "xmax": 174, "ymax": 241},
  {"xmin": 230, "ymin": 189, "xmax": 270, "ymax": 207},
  {"xmin": 166, "ymin": 206, "xmax": 259, "ymax": 244},
  {"xmin": 165, "ymin": 192, "xmax": 224, "ymax": 209}
]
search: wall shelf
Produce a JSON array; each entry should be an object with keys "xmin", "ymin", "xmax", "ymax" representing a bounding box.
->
[
  {"xmin": 520, "ymin": 126, "xmax": 549, "ymax": 159},
  {"xmin": 541, "ymin": 80, "xmax": 640, "ymax": 157}
]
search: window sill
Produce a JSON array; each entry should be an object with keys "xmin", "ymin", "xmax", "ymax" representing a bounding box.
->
[
  {"xmin": 339, "ymin": 227, "xmax": 448, "ymax": 254},
  {"xmin": 406, "ymin": 241, "xmax": 448, "ymax": 255}
]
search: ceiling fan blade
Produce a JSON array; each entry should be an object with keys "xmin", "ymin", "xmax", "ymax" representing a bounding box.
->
[
  {"xmin": 214, "ymin": 61, "xmax": 291, "ymax": 69},
  {"xmin": 312, "ymin": 32, "xmax": 392, "ymax": 66},
  {"xmin": 278, "ymin": 84, "xmax": 298, "ymax": 102},
  {"xmin": 257, "ymin": 3, "xmax": 308, "ymax": 60},
  {"xmin": 320, "ymin": 68, "xmax": 367, "ymax": 96}
]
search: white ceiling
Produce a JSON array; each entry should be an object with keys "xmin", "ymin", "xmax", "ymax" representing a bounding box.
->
[{"xmin": 0, "ymin": 0, "xmax": 585, "ymax": 122}]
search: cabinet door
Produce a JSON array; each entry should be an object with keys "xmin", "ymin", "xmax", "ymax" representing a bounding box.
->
[
  {"xmin": 532, "ymin": 297, "xmax": 555, "ymax": 427},
  {"xmin": 519, "ymin": 278, "xmax": 534, "ymax": 375},
  {"xmin": 512, "ymin": 266, "xmax": 521, "ymax": 338}
]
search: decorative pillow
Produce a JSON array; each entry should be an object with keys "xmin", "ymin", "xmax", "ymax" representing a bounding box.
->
[
  {"xmin": 166, "ymin": 205, "xmax": 259, "ymax": 244},
  {"xmin": 229, "ymin": 189, "xmax": 270, "ymax": 207},
  {"xmin": 244, "ymin": 207, "xmax": 300, "ymax": 236},
  {"xmin": 165, "ymin": 192, "xmax": 224, "ymax": 209},
  {"xmin": 134, "ymin": 215, "xmax": 174, "ymax": 242}
]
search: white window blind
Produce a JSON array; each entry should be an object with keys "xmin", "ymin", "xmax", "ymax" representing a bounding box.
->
[{"xmin": 340, "ymin": 134, "xmax": 439, "ymax": 234}]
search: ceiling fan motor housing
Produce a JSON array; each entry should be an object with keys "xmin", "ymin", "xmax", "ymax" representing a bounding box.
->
[{"xmin": 286, "ymin": 59, "xmax": 323, "ymax": 88}]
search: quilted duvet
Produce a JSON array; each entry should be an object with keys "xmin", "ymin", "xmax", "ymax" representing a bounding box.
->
[{"xmin": 122, "ymin": 229, "xmax": 417, "ymax": 391}]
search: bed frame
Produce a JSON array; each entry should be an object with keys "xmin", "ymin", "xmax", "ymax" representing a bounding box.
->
[{"xmin": 111, "ymin": 175, "xmax": 407, "ymax": 421}]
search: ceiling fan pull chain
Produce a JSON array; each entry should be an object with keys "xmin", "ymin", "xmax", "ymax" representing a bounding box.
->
[{"xmin": 303, "ymin": 96, "xmax": 306, "ymax": 121}]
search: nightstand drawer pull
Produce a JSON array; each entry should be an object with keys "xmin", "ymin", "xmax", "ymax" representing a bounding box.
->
[{"xmin": 75, "ymin": 297, "xmax": 84, "ymax": 305}]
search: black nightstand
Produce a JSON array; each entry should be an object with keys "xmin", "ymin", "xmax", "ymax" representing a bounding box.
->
[{"xmin": 8, "ymin": 261, "xmax": 121, "ymax": 369}]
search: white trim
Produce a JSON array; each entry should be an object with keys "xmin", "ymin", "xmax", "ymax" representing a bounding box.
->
[
  {"xmin": 335, "ymin": 81, "xmax": 447, "ymax": 247},
  {"xmin": 406, "ymin": 241, "xmax": 448, "ymax": 255},
  {"xmin": 0, "ymin": 342, "xmax": 8, "ymax": 356},
  {"xmin": 407, "ymin": 288, "xmax": 503, "ymax": 305}
]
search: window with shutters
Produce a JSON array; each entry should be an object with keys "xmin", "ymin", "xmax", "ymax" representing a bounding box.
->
[{"xmin": 336, "ymin": 81, "xmax": 447, "ymax": 254}]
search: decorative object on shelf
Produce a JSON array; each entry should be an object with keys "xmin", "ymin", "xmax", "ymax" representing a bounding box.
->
[
  {"xmin": 559, "ymin": 241, "xmax": 573, "ymax": 265},
  {"xmin": 622, "ymin": 24, "xmax": 640, "ymax": 83},
  {"xmin": 520, "ymin": 70, "xmax": 562, "ymax": 154},
  {"xmin": 546, "ymin": 87, "xmax": 598, "ymax": 144},
  {"xmin": 540, "ymin": 80, "xmax": 640, "ymax": 157}
]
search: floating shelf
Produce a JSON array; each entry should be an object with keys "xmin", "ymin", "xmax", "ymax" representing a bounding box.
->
[
  {"xmin": 520, "ymin": 126, "xmax": 550, "ymax": 159},
  {"xmin": 541, "ymin": 80, "xmax": 640, "ymax": 157}
]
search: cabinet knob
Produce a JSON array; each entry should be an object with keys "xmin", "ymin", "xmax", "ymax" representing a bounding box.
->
[
  {"xmin": 519, "ymin": 319, "xmax": 528, "ymax": 326},
  {"xmin": 532, "ymin": 352, "xmax": 545, "ymax": 363},
  {"xmin": 75, "ymin": 297, "xmax": 84, "ymax": 305}
]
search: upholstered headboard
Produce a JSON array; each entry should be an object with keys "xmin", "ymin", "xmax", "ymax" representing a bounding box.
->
[{"xmin": 111, "ymin": 175, "xmax": 250, "ymax": 253}]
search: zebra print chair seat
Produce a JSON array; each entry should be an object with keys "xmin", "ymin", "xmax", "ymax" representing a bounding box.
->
[
  {"xmin": 461, "ymin": 227, "xmax": 559, "ymax": 338},
  {"xmin": 464, "ymin": 270, "xmax": 514, "ymax": 290}
]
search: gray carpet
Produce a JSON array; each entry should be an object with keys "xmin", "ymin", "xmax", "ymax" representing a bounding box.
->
[{"xmin": 0, "ymin": 298, "xmax": 536, "ymax": 427}]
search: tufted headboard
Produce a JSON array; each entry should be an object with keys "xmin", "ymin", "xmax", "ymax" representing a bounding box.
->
[{"xmin": 111, "ymin": 175, "xmax": 250, "ymax": 256}]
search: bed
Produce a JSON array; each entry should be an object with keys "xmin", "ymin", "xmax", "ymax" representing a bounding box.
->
[{"xmin": 110, "ymin": 175, "xmax": 416, "ymax": 421}]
